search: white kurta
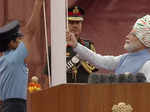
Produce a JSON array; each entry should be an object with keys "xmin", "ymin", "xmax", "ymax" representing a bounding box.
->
[{"xmin": 74, "ymin": 43, "xmax": 150, "ymax": 82}]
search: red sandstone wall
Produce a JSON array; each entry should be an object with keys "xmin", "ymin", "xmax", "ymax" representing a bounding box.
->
[{"xmin": 1, "ymin": 0, "xmax": 150, "ymax": 111}]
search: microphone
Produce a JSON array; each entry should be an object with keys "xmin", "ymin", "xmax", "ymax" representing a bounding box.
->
[
  {"xmin": 125, "ymin": 73, "xmax": 136, "ymax": 83},
  {"xmin": 135, "ymin": 72, "xmax": 146, "ymax": 83},
  {"xmin": 88, "ymin": 74, "xmax": 100, "ymax": 84},
  {"xmin": 118, "ymin": 73, "xmax": 136, "ymax": 83},
  {"xmin": 99, "ymin": 74, "xmax": 109, "ymax": 83},
  {"xmin": 118, "ymin": 74, "xmax": 128, "ymax": 83},
  {"xmin": 108, "ymin": 74, "xmax": 118, "ymax": 83}
]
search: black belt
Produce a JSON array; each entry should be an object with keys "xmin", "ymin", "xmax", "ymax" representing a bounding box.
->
[{"xmin": 3, "ymin": 98, "xmax": 26, "ymax": 104}]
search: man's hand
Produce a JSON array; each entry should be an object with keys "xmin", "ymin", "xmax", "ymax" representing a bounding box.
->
[{"xmin": 66, "ymin": 32, "xmax": 78, "ymax": 48}]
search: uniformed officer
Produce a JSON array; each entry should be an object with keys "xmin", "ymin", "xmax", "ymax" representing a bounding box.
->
[
  {"xmin": 66, "ymin": 6, "xmax": 98, "ymax": 83},
  {"xmin": 0, "ymin": 0, "xmax": 43, "ymax": 112},
  {"xmin": 44, "ymin": 6, "xmax": 98, "ymax": 83},
  {"xmin": 0, "ymin": 20, "xmax": 28, "ymax": 112}
]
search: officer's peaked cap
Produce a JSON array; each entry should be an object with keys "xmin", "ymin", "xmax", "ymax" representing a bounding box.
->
[
  {"xmin": 0, "ymin": 20, "xmax": 23, "ymax": 41},
  {"xmin": 68, "ymin": 6, "xmax": 85, "ymax": 21}
]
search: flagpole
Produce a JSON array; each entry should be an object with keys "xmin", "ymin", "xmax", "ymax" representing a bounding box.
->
[
  {"xmin": 66, "ymin": 0, "xmax": 69, "ymax": 31},
  {"xmin": 51, "ymin": 0, "xmax": 66, "ymax": 86}
]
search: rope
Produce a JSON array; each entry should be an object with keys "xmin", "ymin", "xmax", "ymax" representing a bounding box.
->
[{"xmin": 43, "ymin": 0, "xmax": 52, "ymax": 87}]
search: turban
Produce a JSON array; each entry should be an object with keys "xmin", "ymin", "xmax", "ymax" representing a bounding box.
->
[{"xmin": 133, "ymin": 15, "xmax": 150, "ymax": 47}]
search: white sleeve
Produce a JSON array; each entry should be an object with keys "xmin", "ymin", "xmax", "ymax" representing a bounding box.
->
[
  {"xmin": 139, "ymin": 61, "xmax": 150, "ymax": 82},
  {"xmin": 74, "ymin": 43, "xmax": 123, "ymax": 70}
]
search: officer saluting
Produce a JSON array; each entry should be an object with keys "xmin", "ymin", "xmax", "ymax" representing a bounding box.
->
[
  {"xmin": 66, "ymin": 6, "xmax": 98, "ymax": 83},
  {"xmin": 0, "ymin": 21, "xmax": 23, "ymax": 52},
  {"xmin": 0, "ymin": 0, "xmax": 43, "ymax": 112},
  {"xmin": 0, "ymin": 20, "xmax": 28, "ymax": 112}
]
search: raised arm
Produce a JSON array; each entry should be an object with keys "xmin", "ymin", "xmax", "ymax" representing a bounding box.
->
[
  {"xmin": 23, "ymin": 0, "xmax": 43, "ymax": 35},
  {"xmin": 21, "ymin": 0, "xmax": 44, "ymax": 62}
]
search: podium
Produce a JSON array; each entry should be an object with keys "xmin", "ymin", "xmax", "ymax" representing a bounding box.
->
[{"xmin": 31, "ymin": 83, "xmax": 150, "ymax": 112}]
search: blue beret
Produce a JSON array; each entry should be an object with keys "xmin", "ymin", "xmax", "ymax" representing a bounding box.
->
[{"xmin": 0, "ymin": 20, "xmax": 23, "ymax": 40}]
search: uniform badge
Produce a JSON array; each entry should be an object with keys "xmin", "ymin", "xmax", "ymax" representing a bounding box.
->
[
  {"xmin": 73, "ymin": 6, "xmax": 79, "ymax": 15},
  {"xmin": 71, "ymin": 55, "xmax": 80, "ymax": 64}
]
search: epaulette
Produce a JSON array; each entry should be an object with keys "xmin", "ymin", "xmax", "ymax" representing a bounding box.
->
[{"xmin": 78, "ymin": 38, "xmax": 98, "ymax": 73}]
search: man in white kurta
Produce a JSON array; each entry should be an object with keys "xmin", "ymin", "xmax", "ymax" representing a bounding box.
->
[{"xmin": 66, "ymin": 15, "xmax": 150, "ymax": 82}]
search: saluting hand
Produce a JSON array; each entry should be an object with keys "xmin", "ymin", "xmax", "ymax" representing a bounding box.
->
[{"xmin": 66, "ymin": 32, "xmax": 78, "ymax": 48}]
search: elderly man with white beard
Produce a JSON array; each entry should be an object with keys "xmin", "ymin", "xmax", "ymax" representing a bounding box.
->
[{"xmin": 66, "ymin": 15, "xmax": 150, "ymax": 82}]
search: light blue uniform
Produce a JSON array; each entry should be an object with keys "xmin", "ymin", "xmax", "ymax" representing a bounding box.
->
[{"xmin": 0, "ymin": 42, "xmax": 28, "ymax": 101}]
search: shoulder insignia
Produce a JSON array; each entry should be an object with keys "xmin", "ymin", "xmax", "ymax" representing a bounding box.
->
[
  {"xmin": 79, "ymin": 40, "xmax": 98, "ymax": 73},
  {"xmin": 90, "ymin": 44, "xmax": 96, "ymax": 52},
  {"xmin": 80, "ymin": 61, "xmax": 97, "ymax": 74}
]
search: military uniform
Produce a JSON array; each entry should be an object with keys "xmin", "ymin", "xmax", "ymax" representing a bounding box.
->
[
  {"xmin": 67, "ymin": 38, "xmax": 98, "ymax": 83},
  {"xmin": 44, "ymin": 6, "xmax": 98, "ymax": 83},
  {"xmin": 66, "ymin": 6, "xmax": 98, "ymax": 82}
]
